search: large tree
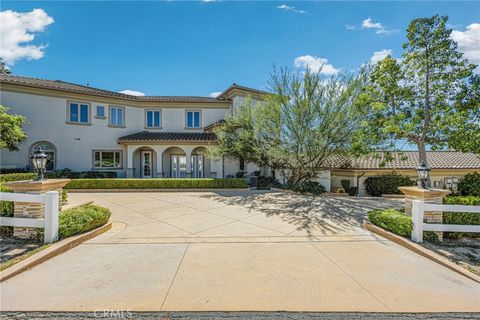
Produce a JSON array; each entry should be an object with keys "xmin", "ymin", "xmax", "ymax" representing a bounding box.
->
[
  {"xmin": 211, "ymin": 66, "xmax": 366, "ymax": 188},
  {"xmin": 0, "ymin": 106, "xmax": 27, "ymax": 151},
  {"xmin": 0, "ymin": 58, "xmax": 11, "ymax": 75},
  {"xmin": 356, "ymin": 15, "xmax": 479, "ymax": 186}
]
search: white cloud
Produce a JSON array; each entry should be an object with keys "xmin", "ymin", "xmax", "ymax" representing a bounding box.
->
[
  {"xmin": 361, "ymin": 17, "xmax": 396, "ymax": 35},
  {"xmin": 451, "ymin": 23, "xmax": 480, "ymax": 71},
  {"xmin": 370, "ymin": 49, "xmax": 393, "ymax": 64},
  {"xmin": 209, "ymin": 91, "xmax": 222, "ymax": 98},
  {"xmin": 0, "ymin": 9, "xmax": 54, "ymax": 65},
  {"xmin": 119, "ymin": 89, "xmax": 145, "ymax": 96},
  {"xmin": 294, "ymin": 55, "xmax": 340, "ymax": 75},
  {"xmin": 345, "ymin": 24, "xmax": 356, "ymax": 30},
  {"xmin": 277, "ymin": 4, "xmax": 306, "ymax": 14}
]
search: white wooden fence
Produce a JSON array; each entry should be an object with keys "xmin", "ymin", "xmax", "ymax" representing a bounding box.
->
[
  {"xmin": 0, "ymin": 191, "xmax": 59, "ymax": 243},
  {"xmin": 411, "ymin": 200, "xmax": 480, "ymax": 243}
]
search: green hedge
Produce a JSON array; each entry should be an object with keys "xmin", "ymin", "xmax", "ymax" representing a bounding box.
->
[
  {"xmin": 458, "ymin": 172, "xmax": 480, "ymax": 196},
  {"xmin": 65, "ymin": 178, "xmax": 248, "ymax": 189},
  {"xmin": 443, "ymin": 196, "xmax": 480, "ymax": 239},
  {"xmin": 58, "ymin": 204, "xmax": 111, "ymax": 239},
  {"xmin": 0, "ymin": 173, "xmax": 37, "ymax": 183},
  {"xmin": 368, "ymin": 209, "xmax": 413, "ymax": 237},
  {"xmin": 365, "ymin": 174, "xmax": 415, "ymax": 197}
]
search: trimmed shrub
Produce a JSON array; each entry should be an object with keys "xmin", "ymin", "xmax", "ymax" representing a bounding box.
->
[
  {"xmin": 65, "ymin": 178, "xmax": 248, "ymax": 189},
  {"xmin": 0, "ymin": 173, "xmax": 37, "ymax": 183},
  {"xmin": 364, "ymin": 174, "xmax": 415, "ymax": 197},
  {"xmin": 291, "ymin": 181, "xmax": 326, "ymax": 196},
  {"xmin": 46, "ymin": 169, "xmax": 117, "ymax": 179},
  {"xmin": 457, "ymin": 172, "xmax": 480, "ymax": 196},
  {"xmin": 0, "ymin": 185, "xmax": 14, "ymax": 236},
  {"xmin": 0, "ymin": 168, "xmax": 28, "ymax": 174},
  {"xmin": 368, "ymin": 209, "xmax": 413, "ymax": 237},
  {"xmin": 58, "ymin": 204, "xmax": 111, "ymax": 239},
  {"xmin": 347, "ymin": 186, "xmax": 358, "ymax": 196},
  {"xmin": 443, "ymin": 196, "xmax": 480, "ymax": 239}
]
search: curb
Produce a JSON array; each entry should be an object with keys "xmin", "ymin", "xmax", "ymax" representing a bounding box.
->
[
  {"xmin": 61, "ymin": 200, "xmax": 94, "ymax": 211},
  {"xmin": 0, "ymin": 222, "xmax": 112, "ymax": 282},
  {"xmin": 66, "ymin": 188, "xmax": 250, "ymax": 193},
  {"xmin": 363, "ymin": 220, "xmax": 480, "ymax": 283}
]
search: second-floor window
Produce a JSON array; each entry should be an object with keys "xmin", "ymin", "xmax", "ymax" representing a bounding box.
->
[
  {"xmin": 186, "ymin": 110, "xmax": 201, "ymax": 129},
  {"xmin": 69, "ymin": 102, "xmax": 90, "ymax": 123},
  {"xmin": 96, "ymin": 105, "xmax": 105, "ymax": 118},
  {"xmin": 146, "ymin": 110, "xmax": 161, "ymax": 128},
  {"xmin": 109, "ymin": 106, "xmax": 125, "ymax": 127}
]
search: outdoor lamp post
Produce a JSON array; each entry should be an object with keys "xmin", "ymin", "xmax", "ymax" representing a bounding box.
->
[
  {"xmin": 31, "ymin": 149, "xmax": 49, "ymax": 181},
  {"xmin": 416, "ymin": 161, "xmax": 431, "ymax": 189}
]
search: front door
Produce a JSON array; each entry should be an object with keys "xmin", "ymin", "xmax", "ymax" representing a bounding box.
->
[
  {"xmin": 141, "ymin": 151, "xmax": 152, "ymax": 178},
  {"xmin": 191, "ymin": 155, "xmax": 204, "ymax": 178},
  {"xmin": 171, "ymin": 155, "xmax": 187, "ymax": 178}
]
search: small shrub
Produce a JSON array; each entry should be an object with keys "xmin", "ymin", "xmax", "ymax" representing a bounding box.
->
[
  {"xmin": 291, "ymin": 181, "xmax": 326, "ymax": 196},
  {"xmin": 61, "ymin": 189, "xmax": 68, "ymax": 205},
  {"xmin": 368, "ymin": 209, "xmax": 413, "ymax": 237},
  {"xmin": 0, "ymin": 185, "xmax": 14, "ymax": 236},
  {"xmin": 337, "ymin": 188, "xmax": 346, "ymax": 193},
  {"xmin": 257, "ymin": 176, "xmax": 278, "ymax": 189},
  {"xmin": 457, "ymin": 172, "xmax": 480, "ymax": 196},
  {"xmin": 65, "ymin": 178, "xmax": 248, "ymax": 189},
  {"xmin": 365, "ymin": 174, "xmax": 415, "ymax": 197},
  {"xmin": 347, "ymin": 186, "xmax": 358, "ymax": 196},
  {"xmin": 58, "ymin": 204, "xmax": 111, "ymax": 239},
  {"xmin": 0, "ymin": 168, "xmax": 28, "ymax": 174},
  {"xmin": 443, "ymin": 196, "xmax": 480, "ymax": 239},
  {"xmin": 0, "ymin": 173, "xmax": 37, "ymax": 183}
]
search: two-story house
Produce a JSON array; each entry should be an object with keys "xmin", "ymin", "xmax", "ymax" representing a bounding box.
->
[{"xmin": 0, "ymin": 75, "xmax": 265, "ymax": 178}]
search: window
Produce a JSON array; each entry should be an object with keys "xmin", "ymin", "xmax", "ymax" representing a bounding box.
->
[
  {"xmin": 109, "ymin": 106, "xmax": 125, "ymax": 127},
  {"xmin": 93, "ymin": 151, "xmax": 122, "ymax": 169},
  {"xmin": 444, "ymin": 177, "xmax": 459, "ymax": 192},
  {"xmin": 186, "ymin": 110, "xmax": 201, "ymax": 128},
  {"xmin": 68, "ymin": 102, "xmax": 90, "ymax": 123},
  {"xmin": 96, "ymin": 106, "xmax": 105, "ymax": 118},
  {"xmin": 30, "ymin": 142, "xmax": 56, "ymax": 171},
  {"xmin": 146, "ymin": 110, "xmax": 161, "ymax": 128}
]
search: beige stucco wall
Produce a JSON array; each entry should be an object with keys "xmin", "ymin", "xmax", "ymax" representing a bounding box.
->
[{"xmin": 0, "ymin": 90, "xmax": 229, "ymax": 176}]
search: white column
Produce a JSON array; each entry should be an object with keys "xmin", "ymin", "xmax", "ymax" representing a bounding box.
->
[
  {"xmin": 152, "ymin": 146, "xmax": 165, "ymax": 178},
  {"xmin": 126, "ymin": 145, "xmax": 136, "ymax": 178}
]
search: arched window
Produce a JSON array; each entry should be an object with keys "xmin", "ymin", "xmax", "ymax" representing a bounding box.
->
[{"xmin": 30, "ymin": 142, "xmax": 56, "ymax": 171}]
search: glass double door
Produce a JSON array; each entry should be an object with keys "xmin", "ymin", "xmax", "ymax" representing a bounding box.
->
[{"xmin": 171, "ymin": 155, "xmax": 203, "ymax": 178}]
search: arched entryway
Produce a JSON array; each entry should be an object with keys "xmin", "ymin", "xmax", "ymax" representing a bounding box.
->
[
  {"xmin": 162, "ymin": 146, "xmax": 187, "ymax": 178},
  {"xmin": 132, "ymin": 146, "xmax": 157, "ymax": 178},
  {"xmin": 191, "ymin": 146, "xmax": 211, "ymax": 178}
]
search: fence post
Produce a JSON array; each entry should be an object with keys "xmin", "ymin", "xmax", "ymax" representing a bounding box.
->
[
  {"xmin": 44, "ymin": 191, "xmax": 59, "ymax": 244},
  {"xmin": 411, "ymin": 200, "xmax": 424, "ymax": 243}
]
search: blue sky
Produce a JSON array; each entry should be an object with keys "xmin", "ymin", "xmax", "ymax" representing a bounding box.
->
[{"xmin": 1, "ymin": 1, "xmax": 479, "ymax": 97}]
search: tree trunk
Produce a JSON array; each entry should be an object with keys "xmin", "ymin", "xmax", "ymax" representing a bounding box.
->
[{"xmin": 417, "ymin": 140, "xmax": 431, "ymax": 188}]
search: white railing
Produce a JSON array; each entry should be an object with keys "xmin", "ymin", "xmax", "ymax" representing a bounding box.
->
[
  {"xmin": 411, "ymin": 200, "xmax": 480, "ymax": 243},
  {"xmin": 0, "ymin": 191, "xmax": 59, "ymax": 243}
]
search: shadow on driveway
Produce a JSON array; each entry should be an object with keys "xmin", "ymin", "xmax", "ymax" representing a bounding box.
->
[{"xmin": 200, "ymin": 192, "xmax": 404, "ymax": 236}]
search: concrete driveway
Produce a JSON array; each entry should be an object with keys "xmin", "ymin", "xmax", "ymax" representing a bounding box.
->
[{"xmin": 1, "ymin": 191, "xmax": 479, "ymax": 312}]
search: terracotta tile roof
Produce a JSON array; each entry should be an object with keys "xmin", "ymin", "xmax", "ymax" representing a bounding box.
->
[
  {"xmin": 118, "ymin": 131, "xmax": 217, "ymax": 143},
  {"xmin": 0, "ymin": 74, "xmax": 230, "ymax": 104},
  {"xmin": 326, "ymin": 151, "xmax": 480, "ymax": 170},
  {"xmin": 217, "ymin": 83, "xmax": 269, "ymax": 99}
]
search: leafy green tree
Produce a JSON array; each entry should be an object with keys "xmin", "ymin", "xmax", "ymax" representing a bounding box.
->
[
  {"xmin": 0, "ymin": 58, "xmax": 11, "ymax": 75},
  {"xmin": 211, "ymin": 66, "xmax": 366, "ymax": 188},
  {"xmin": 356, "ymin": 15, "xmax": 479, "ymax": 186},
  {"xmin": 0, "ymin": 106, "xmax": 27, "ymax": 151}
]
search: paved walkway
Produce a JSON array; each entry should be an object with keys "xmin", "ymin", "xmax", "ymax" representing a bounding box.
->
[{"xmin": 1, "ymin": 192, "xmax": 479, "ymax": 312}]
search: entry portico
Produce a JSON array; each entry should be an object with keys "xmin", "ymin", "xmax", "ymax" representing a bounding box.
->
[{"xmin": 119, "ymin": 132, "xmax": 221, "ymax": 179}]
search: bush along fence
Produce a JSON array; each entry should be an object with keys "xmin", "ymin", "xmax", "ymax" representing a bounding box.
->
[{"xmin": 65, "ymin": 178, "xmax": 248, "ymax": 189}]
